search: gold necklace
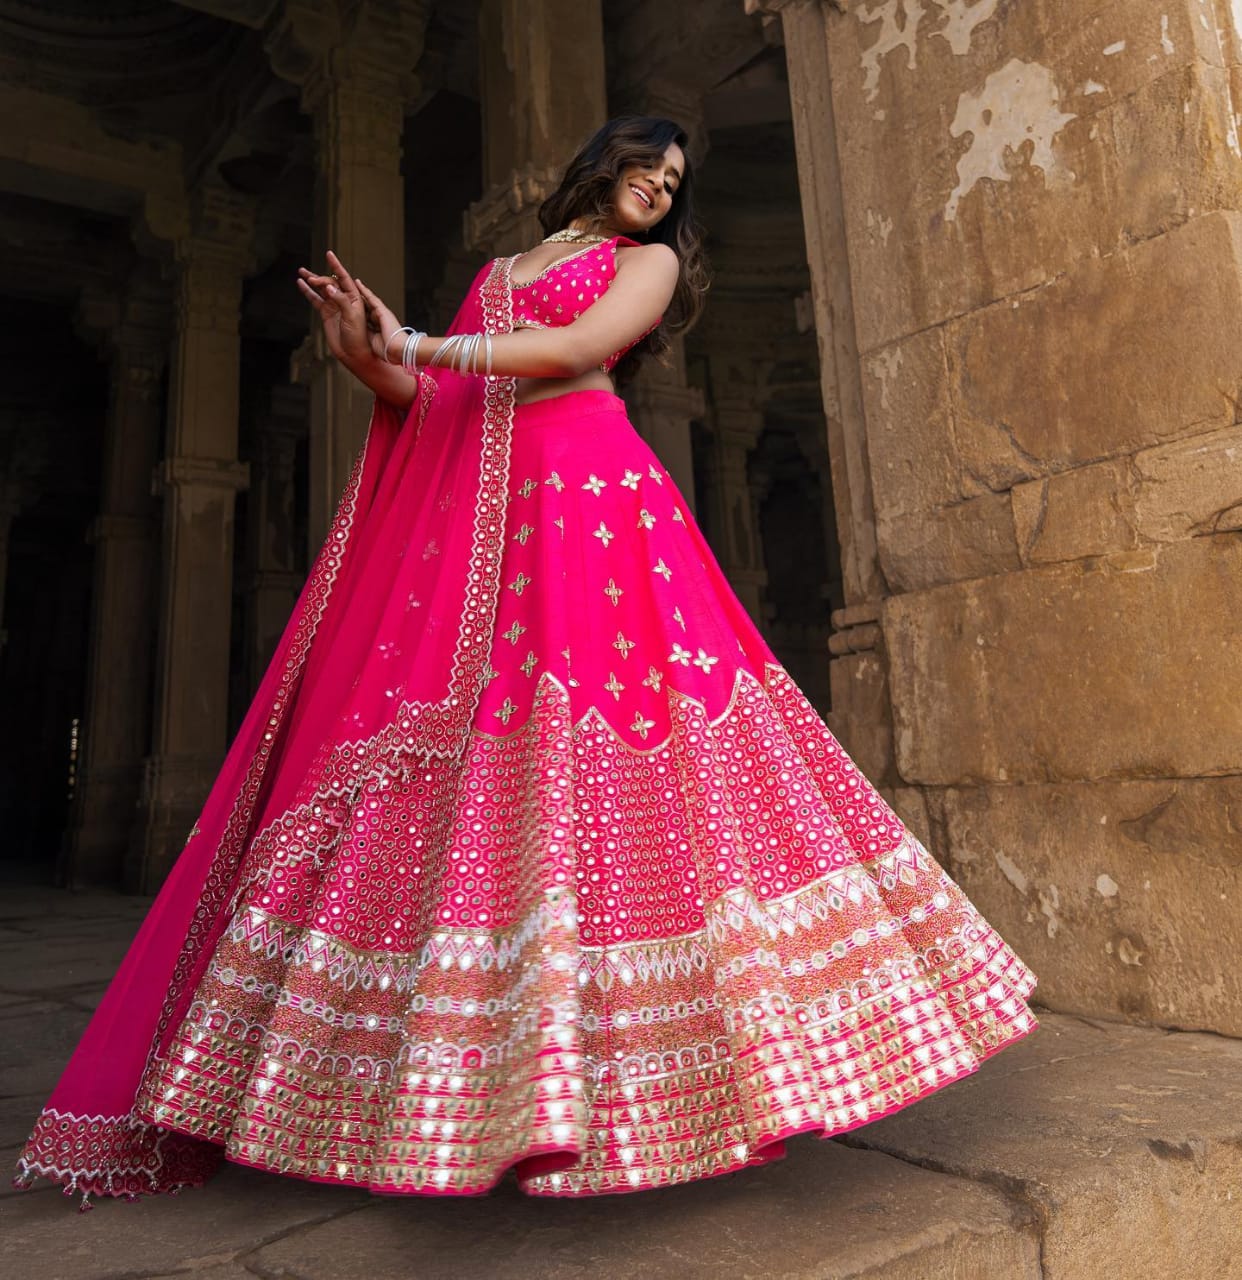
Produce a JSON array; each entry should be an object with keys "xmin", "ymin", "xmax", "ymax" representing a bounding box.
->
[{"xmin": 542, "ymin": 228, "xmax": 609, "ymax": 245}]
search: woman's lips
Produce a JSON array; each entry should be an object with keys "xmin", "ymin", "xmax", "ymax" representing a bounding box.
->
[{"xmin": 630, "ymin": 184, "xmax": 652, "ymax": 210}]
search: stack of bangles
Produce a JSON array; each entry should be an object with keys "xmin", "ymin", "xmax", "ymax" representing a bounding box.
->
[{"xmin": 383, "ymin": 326, "xmax": 494, "ymax": 376}]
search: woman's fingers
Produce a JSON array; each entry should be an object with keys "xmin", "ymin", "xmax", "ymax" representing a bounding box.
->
[
  {"xmin": 296, "ymin": 278, "xmax": 329, "ymax": 313},
  {"xmin": 324, "ymin": 250, "xmax": 359, "ymax": 297}
]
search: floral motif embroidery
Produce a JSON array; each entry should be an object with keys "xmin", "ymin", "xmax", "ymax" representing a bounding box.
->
[
  {"xmin": 673, "ymin": 606, "xmax": 686, "ymax": 630},
  {"xmin": 653, "ymin": 559, "xmax": 672, "ymax": 582},
  {"xmin": 604, "ymin": 673, "xmax": 625, "ymax": 700},
  {"xmin": 604, "ymin": 578, "xmax": 624, "ymax": 606},
  {"xmin": 503, "ymin": 621, "xmax": 527, "ymax": 644},
  {"xmin": 507, "ymin": 572, "xmax": 532, "ymax": 596},
  {"xmin": 494, "ymin": 698, "xmax": 518, "ymax": 725},
  {"xmin": 518, "ymin": 479, "xmax": 537, "ymax": 498},
  {"xmin": 637, "ymin": 509, "xmax": 656, "ymax": 530},
  {"xmin": 641, "ymin": 666, "xmax": 664, "ymax": 692},
  {"xmin": 513, "ymin": 523, "xmax": 534, "ymax": 545},
  {"xmin": 693, "ymin": 648, "xmax": 719, "ymax": 674},
  {"xmin": 593, "ymin": 522, "xmax": 614, "ymax": 547},
  {"xmin": 613, "ymin": 631, "xmax": 635, "ymax": 659},
  {"xmin": 520, "ymin": 651, "xmax": 538, "ymax": 677},
  {"xmin": 669, "ymin": 643, "xmax": 692, "ymax": 666},
  {"xmin": 629, "ymin": 712, "xmax": 656, "ymax": 740},
  {"xmin": 544, "ymin": 471, "xmax": 565, "ymax": 492},
  {"xmin": 620, "ymin": 469, "xmax": 642, "ymax": 490},
  {"xmin": 582, "ymin": 474, "xmax": 607, "ymax": 496}
]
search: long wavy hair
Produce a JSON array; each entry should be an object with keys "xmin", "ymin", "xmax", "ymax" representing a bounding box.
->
[{"xmin": 538, "ymin": 115, "xmax": 710, "ymax": 382}]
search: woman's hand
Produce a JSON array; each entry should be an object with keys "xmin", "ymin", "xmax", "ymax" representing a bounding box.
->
[
  {"xmin": 353, "ymin": 280, "xmax": 404, "ymax": 363},
  {"xmin": 297, "ymin": 250, "xmax": 373, "ymax": 366}
]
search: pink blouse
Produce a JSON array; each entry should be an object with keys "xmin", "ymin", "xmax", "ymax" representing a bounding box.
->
[{"xmin": 510, "ymin": 234, "xmax": 662, "ymax": 373}]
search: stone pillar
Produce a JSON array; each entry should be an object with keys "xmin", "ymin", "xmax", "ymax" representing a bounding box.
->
[
  {"xmin": 65, "ymin": 285, "xmax": 167, "ymax": 886},
  {"xmin": 701, "ymin": 391, "xmax": 767, "ymax": 622},
  {"xmin": 623, "ymin": 339, "xmax": 703, "ymax": 511},
  {"xmin": 465, "ymin": 0, "xmax": 607, "ymax": 257},
  {"xmin": 267, "ymin": 0, "xmax": 427, "ymax": 552},
  {"xmin": 132, "ymin": 187, "xmax": 253, "ymax": 893},
  {"xmin": 244, "ymin": 384, "xmax": 306, "ymax": 696},
  {"xmin": 747, "ymin": 0, "xmax": 882, "ymax": 610},
  {"xmin": 761, "ymin": 0, "xmax": 1242, "ymax": 1036}
]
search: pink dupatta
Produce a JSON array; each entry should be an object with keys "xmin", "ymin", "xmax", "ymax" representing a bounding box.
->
[{"xmin": 16, "ymin": 255, "xmax": 521, "ymax": 1203}]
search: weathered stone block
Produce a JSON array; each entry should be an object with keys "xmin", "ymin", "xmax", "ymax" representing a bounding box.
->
[
  {"xmin": 827, "ymin": 9, "xmax": 1242, "ymax": 350},
  {"xmin": 931, "ymin": 778, "xmax": 1242, "ymax": 1034},
  {"xmin": 1130, "ymin": 423, "xmax": 1242, "ymax": 540},
  {"xmin": 861, "ymin": 325, "xmax": 962, "ymax": 517},
  {"xmin": 827, "ymin": 649, "xmax": 894, "ymax": 785},
  {"xmin": 877, "ymin": 490, "xmax": 1020, "ymax": 592},
  {"xmin": 949, "ymin": 212, "xmax": 1242, "ymax": 490},
  {"xmin": 1010, "ymin": 460, "xmax": 1139, "ymax": 565},
  {"xmin": 884, "ymin": 534, "xmax": 1242, "ymax": 784},
  {"xmin": 845, "ymin": 1013, "xmax": 1242, "ymax": 1278}
]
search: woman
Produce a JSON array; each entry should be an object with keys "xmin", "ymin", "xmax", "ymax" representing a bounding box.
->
[{"xmin": 16, "ymin": 117, "xmax": 1036, "ymax": 1208}]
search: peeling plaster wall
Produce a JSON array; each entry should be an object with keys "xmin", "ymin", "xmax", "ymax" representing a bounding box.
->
[{"xmin": 814, "ymin": 0, "xmax": 1242, "ymax": 1033}]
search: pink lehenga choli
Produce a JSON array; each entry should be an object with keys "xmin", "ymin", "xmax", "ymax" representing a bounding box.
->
[{"xmin": 17, "ymin": 236, "xmax": 1037, "ymax": 1206}]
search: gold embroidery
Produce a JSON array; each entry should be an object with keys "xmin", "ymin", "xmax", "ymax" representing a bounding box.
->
[
  {"xmin": 503, "ymin": 621, "xmax": 527, "ymax": 644},
  {"xmin": 603, "ymin": 578, "xmax": 623, "ymax": 606},
  {"xmin": 613, "ymin": 631, "xmax": 635, "ymax": 659},
  {"xmin": 620, "ymin": 469, "xmax": 642, "ymax": 490},
  {"xmin": 494, "ymin": 698, "xmax": 518, "ymax": 725},
  {"xmin": 520, "ymin": 651, "xmax": 538, "ymax": 677},
  {"xmin": 653, "ymin": 559, "xmax": 672, "ymax": 582},
  {"xmin": 673, "ymin": 606, "xmax": 686, "ymax": 630},
  {"xmin": 582, "ymin": 474, "xmax": 607, "ymax": 496},
  {"xmin": 641, "ymin": 666, "xmax": 663, "ymax": 692},
  {"xmin": 693, "ymin": 648, "xmax": 719, "ymax": 674},
  {"xmin": 669, "ymin": 643, "xmax": 692, "ymax": 666},
  {"xmin": 604, "ymin": 673, "xmax": 625, "ymax": 700},
  {"xmin": 545, "ymin": 471, "xmax": 565, "ymax": 492},
  {"xmin": 513, "ymin": 523, "xmax": 534, "ymax": 545},
  {"xmin": 637, "ymin": 509, "xmax": 656, "ymax": 530},
  {"xmin": 592, "ymin": 522, "xmax": 614, "ymax": 547},
  {"xmin": 629, "ymin": 712, "xmax": 656, "ymax": 740},
  {"xmin": 507, "ymin": 572, "xmax": 532, "ymax": 596}
]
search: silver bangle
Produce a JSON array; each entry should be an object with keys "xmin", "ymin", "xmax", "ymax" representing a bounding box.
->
[
  {"xmin": 383, "ymin": 325, "xmax": 414, "ymax": 365},
  {"xmin": 402, "ymin": 329, "xmax": 426, "ymax": 374}
]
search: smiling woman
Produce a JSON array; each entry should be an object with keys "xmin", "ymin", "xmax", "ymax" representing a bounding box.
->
[{"xmin": 16, "ymin": 114, "xmax": 1036, "ymax": 1209}]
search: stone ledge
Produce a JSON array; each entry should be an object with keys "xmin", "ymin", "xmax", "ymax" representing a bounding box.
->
[{"xmin": 841, "ymin": 1012, "xmax": 1242, "ymax": 1278}]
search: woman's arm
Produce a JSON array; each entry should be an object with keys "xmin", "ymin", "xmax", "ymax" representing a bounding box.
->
[
  {"xmin": 349, "ymin": 243, "xmax": 679, "ymax": 382},
  {"xmin": 426, "ymin": 243, "xmax": 679, "ymax": 377}
]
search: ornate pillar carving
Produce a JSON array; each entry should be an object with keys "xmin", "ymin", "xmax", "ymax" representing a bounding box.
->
[
  {"xmin": 66, "ymin": 281, "xmax": 168, "ymax": 885},
  {"xmin": 132, "ymin": 185, "xmax": 254, "ymax": 892},
  {"xmin": 268, "ymin": 0, "xmax": 428, "ymax": 552},
  {"xmin": 244, "ymin": 383, "xmax": 306, "ymax": 696},
  {"xmin": 465, "ymin": 0, "xmax": 607, "ymax": 257}
]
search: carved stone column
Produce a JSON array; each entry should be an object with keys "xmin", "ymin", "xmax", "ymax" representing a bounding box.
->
[
  {"xmin": 268, "ymin": 0, "xmax": 427, "ymax": 552},
  {"xmin": 465, "ymin": 0, "xmax": 607, "ymax": 257},
  {"xmin": 623, "ymin": 338, "xmax": 703, "ymax": 511},
  {"xmin": 244, "ymin": 383, "xmax": 306, "ymax": 696},
  {"xmin": 702, "ymin": 392, "xmax": 767, "ymax": 622},
  {"xmin": 132, "ymin": 187, "xmax": 253, "ymax": 892},
  {"xmin": 65, "ymin": 284, "xmax": 167, "ymax": 886}
]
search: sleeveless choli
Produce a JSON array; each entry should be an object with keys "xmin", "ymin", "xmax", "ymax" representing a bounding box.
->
[
  {"xmin": 15, "ymin": 242, "xmax": 1037, "ymax": 1205},
  {"xmin": 510, "ymin": 234, "xmax": 659, "ymax": 371}
]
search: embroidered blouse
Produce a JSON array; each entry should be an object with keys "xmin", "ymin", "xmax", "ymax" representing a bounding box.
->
[{"xmin": 509, "ymin": 235, "xmax": 662, "ymax": 373}]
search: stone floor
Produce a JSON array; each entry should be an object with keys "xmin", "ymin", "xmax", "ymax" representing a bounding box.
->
[{"xmin": 1, "ymin": 886, "xmax": 1239, "ymax": 1280}]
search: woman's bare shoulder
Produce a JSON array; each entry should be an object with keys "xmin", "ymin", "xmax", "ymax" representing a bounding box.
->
[{"xmin": 615, "ymin": 240, "xmax": 679, "ymax": 279}]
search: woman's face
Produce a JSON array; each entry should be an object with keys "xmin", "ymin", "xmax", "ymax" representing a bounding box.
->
[{"xmin": 608, "ymin": 141, "xmax": 686, "ymax": 234}]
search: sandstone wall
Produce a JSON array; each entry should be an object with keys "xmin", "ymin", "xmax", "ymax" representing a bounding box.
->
[{"xmin": 818, "ymin": 0, "xmax": 1242, "ymax": 1034}]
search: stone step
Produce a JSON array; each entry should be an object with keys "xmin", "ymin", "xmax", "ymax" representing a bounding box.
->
[{"xmin": 841, "ymin": 1011, "xmax": 1242, "ymax": 1278}]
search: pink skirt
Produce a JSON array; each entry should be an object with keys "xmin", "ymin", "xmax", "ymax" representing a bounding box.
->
[{"xmin": 118, "ymin": 389, "xmax": 1037, "ymax": 1196}]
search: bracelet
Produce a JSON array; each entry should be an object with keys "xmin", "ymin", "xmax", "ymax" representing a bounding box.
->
[
  {"xmin": 427, "ymin": 332, "xmax": 494, "ymax": 376},
  {"xmin": 402, "ymin": 329, "xmax": 426, "ymax": 375},
  {"xmin": 382, "ymin": 325, "xmax": 414, "ymax": 365}
]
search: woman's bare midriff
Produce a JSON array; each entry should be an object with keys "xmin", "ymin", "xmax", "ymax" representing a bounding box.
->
[{"xmin": 514, "ymin": 368, "xmax": 617, "ymax": 406}]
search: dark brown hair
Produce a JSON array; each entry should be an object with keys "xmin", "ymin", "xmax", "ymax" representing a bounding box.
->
[{"xmin": 538, "ymin": 115, "xmax": 710, "ymax": 381}]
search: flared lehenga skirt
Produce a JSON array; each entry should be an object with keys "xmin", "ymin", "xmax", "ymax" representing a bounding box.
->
[{"xmin": 41, "ymin": 388, "xmax": 1038, "ymax": 1199}]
